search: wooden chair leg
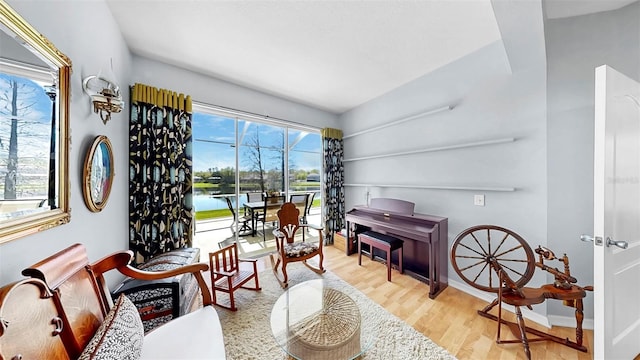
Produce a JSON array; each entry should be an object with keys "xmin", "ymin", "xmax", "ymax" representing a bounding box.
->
[
  {"xmin": 281, "ymin": 264, "xmax": 289, "ymax": 287},
  {"xmin": 228, "ymin": 289, "xmax": 237, "ymax": 311},
  {"xmin": 270, "ymin": 254, "xmax": 288, "ymax": 289}
]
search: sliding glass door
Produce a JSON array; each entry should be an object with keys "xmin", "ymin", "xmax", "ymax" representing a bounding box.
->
[{"xmin": 191, "ymin": 105, "xmax": 321, "ymax": 258}]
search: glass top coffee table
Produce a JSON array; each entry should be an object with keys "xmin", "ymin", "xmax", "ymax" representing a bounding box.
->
[{"xmin": 270, "ymin": 279, "xmax": 375, "ymax": 360}]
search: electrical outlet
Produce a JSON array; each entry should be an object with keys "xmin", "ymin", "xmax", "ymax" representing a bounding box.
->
[{"xmin": 474, "ymin": 194, "xmax": 485, "ymax": 206}]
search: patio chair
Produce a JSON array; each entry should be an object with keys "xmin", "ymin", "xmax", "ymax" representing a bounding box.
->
[
  {"xmin": 256, "ymin": 194, "xmax": 285, "ymax": 242},
  {"xmin": 246, "ymin": 192, "xmax": 264, "ymax": 202},
  {"xmin": 289, "ymin": 193, "xmax": 310, "ymax": 224},
  {"xmin": 209, "ymin": 242, "xmax": 261, "ymax": 311},
  {"xmin": 270, "ymin": 202, "xmax": 325, "ymax": 288},
  {"xmin": 245, "ymin": 191, "xmax": 265, "ymax": 224},
  {"xmin": 225, "ymin": 197, "xmax": 252, "ymax": 236},
  {"xmin": 305, "ymin": 192, "xmax": 316, "ymax": 216}
]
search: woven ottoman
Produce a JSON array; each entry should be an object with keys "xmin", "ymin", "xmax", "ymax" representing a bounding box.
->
[{"xmin": 286, "ymin": 287, "xmax": 361, "ymax": 359}]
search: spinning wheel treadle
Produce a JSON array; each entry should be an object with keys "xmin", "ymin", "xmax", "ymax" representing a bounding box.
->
[{"xmin": 450, "ymin": 225, "xmax": 536, "ymax": 293}]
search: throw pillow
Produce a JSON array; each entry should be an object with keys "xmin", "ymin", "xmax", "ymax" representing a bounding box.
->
[{"xmin": 78, "ymin": 294, "xmax": 144, "ymax": 360}]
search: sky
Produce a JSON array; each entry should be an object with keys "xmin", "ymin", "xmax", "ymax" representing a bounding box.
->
[{"xmin": 191, "ymin": 111, "xmax": 322, "ymax": 174}]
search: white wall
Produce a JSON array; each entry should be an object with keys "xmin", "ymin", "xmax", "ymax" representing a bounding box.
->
[
  {"xmin": 545, "ymin": 0, "xmax": 640, "ymax": 321},
  {"xmin": 131, "ymin": 57, "xmax": 338, "ymax": 130},
  {"xmin": 0, "ymin": 0, "xmax": 338, "ymax": 286},
  {"xmin": 341, "ymin": 43, "xmax": 549, "ymax": 305},
  {"xmin": 340, "ymin": 2, "xmax": 550, "ymax": 318},
  {"xmin": 0, "ymin": 0, "xmax": 132, "ymax": 285}
]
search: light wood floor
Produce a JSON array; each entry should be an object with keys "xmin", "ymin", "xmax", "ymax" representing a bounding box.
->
[{"xmin": 297, "ymin": 245, "xmax": 594, "ymax": 360}]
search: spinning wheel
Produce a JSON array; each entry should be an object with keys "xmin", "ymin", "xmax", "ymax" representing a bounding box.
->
[
  {"xmin": 450, "ymin": 225, "xmax": 591, "ymax": 360},
  {"xmin": 450, "ymin": 225, "xmax": 536, "ymax": 293}
]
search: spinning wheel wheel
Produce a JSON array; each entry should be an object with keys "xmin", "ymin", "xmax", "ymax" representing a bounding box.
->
[{"xmin": 450, "ymin": 225, "xmax": 536, "ymax": 293}]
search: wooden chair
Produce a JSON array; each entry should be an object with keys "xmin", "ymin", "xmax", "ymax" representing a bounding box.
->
[
  {"xmin": 270, "ymin": 202, "xmax": 325, "ymax": 288},
  {"xmin": 209, "ymin": 242, "xmax": 261, "ymax": 311}
]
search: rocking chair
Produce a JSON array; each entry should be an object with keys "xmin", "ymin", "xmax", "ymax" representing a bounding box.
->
[
  {"xmin": 209, "ymin": 242, "xmax": 261, "ymax": 311},
  {"xmin": 270, "ymin": 202, "xmax": 325, "ymax": 288}
]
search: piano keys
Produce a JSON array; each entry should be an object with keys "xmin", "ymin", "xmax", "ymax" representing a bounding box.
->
[{"xmin": 345, "ymin": 198, "xmax": 448, "ymax": 299}]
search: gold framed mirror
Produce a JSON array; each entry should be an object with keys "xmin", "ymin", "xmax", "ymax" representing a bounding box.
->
[
  {"xmin": 0, "ymin": 1, "xmax": 71, "ymax": 243},
  {"xmin": 82, "ymin": 136, "xmax": 114, "ymax": 212}
]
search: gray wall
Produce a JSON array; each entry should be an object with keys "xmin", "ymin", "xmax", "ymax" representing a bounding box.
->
[
  {"xmin": 545, "ymin": 0, "xmax": 640, "ymax": 321},
  {"xmin": 0, "ymin": 0, "xmax": 337, "ymax": 286}
]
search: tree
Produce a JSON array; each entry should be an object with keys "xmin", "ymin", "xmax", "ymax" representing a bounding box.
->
[
  {"xmin": 0, "ymin": 74, "xmax": 50, "ymax": 200},
  {"xmin": 243, "ymin": 127, "xmax": 267, "ymax": 192}
]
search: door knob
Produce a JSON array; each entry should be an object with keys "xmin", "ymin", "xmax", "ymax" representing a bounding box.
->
[{"xmin": 606, "ymin": 237, "xmax": 628, "ymax": 249}]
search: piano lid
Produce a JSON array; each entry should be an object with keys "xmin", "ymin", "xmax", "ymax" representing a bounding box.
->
[{"xmin": 369, "ymin": 198, "xmax": 414, "ymax": 216}]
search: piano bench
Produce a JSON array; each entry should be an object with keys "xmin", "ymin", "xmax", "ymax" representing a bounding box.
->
[{"xmin": 358, "ymin": 230, "xmax": 404, "ymax": 281}]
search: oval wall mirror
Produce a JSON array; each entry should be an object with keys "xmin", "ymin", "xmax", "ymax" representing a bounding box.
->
[
  {"xmin": 82, "ymin": 136, "xmax": 114, "ymax": 212},
  {"xmin": 0, "ymin": 2, "xmax": 71, "ymax": 243}
]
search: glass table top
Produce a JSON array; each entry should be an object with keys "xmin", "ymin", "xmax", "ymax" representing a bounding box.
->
[{"xmin": 270, "ymin": 279, "xmax": 376, "ymax": 360}]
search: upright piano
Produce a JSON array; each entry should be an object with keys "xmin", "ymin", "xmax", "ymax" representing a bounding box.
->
[{"xmin": 345, "ymin": 198, "xmax": 448, "ymax": 299}]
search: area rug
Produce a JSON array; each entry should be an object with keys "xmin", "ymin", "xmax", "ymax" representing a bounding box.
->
[{"xmin": 214, "ymin": 262, "xmax": 456, "ymax": 360}]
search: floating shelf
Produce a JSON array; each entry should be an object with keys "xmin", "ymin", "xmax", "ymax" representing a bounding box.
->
[
  {"xmin": 344, "ymin": 183, "xmax": 517, "ymax": 192},
  {"xmin": 343, "ymin": 104, "xmax": 454, "ymax": 139},
  {"xmin": 343, "ymin": 137, "xmax": 516, "ymax": 162}
]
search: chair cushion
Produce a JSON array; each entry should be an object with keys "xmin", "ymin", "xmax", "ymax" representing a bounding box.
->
[
  {"xmin": 78, "ymin": 294, "xmax": 144, "ymax": 360},
  {"xmin": 284, "ymin": 242, "xmax": 318, "ymax": 257}
]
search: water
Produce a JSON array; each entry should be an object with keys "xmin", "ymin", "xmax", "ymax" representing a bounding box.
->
[
  {"xmin": 193, "ymin": 192, "xmax": 320, "ymax": 212},
  {"xmin": 193, "ymin": 194, "xmax": 247, "ymax": 211}
]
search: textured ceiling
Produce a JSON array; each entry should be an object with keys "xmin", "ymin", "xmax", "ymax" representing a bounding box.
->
[
  {"xmin": 106, "ymin": 0, "xmax": 501, "ymax": 114},
  {"xmin": 106, "ymin": 0, "xmax": 637, "ymax": 114}
]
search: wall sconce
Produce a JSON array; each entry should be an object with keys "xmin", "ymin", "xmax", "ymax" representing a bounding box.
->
[{"xmin": 82, "ymin": 75, "xmax": 124, "ymax": 124}]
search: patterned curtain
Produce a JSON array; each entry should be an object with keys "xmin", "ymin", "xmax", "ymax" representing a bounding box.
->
[
  {"xmin": 321, "ymin": 128, "xmax": 345, "ymax": 245},
  {"xmin": 129, "ymin": 83, "xmax": 193, "ymax": 262}
]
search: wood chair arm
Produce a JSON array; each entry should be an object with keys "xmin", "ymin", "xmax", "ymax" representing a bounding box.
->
[{"xmin": 92, "ymin": 252, "xmax": 213, "ymax": 307}]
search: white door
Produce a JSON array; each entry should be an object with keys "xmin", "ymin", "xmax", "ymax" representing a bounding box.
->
[{"xmin": 592, "ymin": 65, "xmax": 640, "ymax": 359}]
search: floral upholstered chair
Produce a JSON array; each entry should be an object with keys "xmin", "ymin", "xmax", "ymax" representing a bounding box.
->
[{"xmin": 270, "ymin": 202, "xmax": 325, "ymax": 288}]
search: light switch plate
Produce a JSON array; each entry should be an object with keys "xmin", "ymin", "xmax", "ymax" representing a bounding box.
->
[{"xmin": 474, "ymin": 194, "xmax": 485, "ymax": 206}]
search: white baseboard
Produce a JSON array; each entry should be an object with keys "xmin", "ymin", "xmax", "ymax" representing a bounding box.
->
[{"xmin": 448, "ymin": 279, "xmax": 593, "ymax": 330}]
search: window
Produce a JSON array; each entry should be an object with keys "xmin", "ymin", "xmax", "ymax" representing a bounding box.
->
[{"xmin": 191, "ymin": 104, "xmax": 322, "ymax": 257}]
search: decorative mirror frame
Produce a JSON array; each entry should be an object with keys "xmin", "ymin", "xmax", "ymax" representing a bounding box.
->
[
  {"xmin": 82, "ymin": 136, "xmax": 114, "ymax": 212},
  {"xmin": 0, "ymin": 1, "xmax": 71, "ymax": 243}
]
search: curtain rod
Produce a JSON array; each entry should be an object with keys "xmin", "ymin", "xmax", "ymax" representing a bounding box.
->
[
  {"xmin": 193, "ymin": 101, "xmax": 321, "ymax": 132},
  {"xmin": 343, "ymin": 104, "xmax": 454, "ymax": 139}
]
